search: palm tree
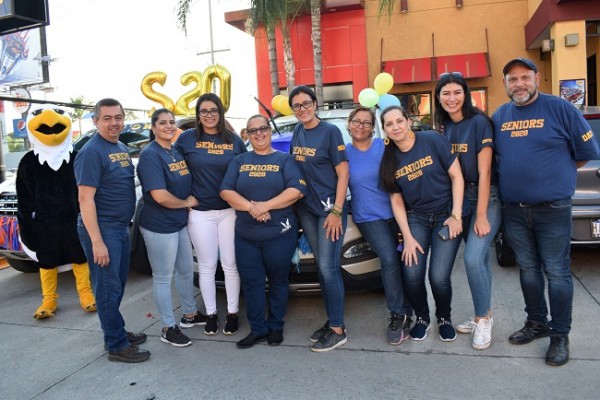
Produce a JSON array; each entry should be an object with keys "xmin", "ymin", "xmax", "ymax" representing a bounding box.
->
[
  {"xmin": 248, "ymin": 0, "xmax": 281, "ymax": 98},
  {"xmin": 69, "ymin": 96, "xmax": 90, "ymax": 137},
  {"xmin": 310, "ymin": 0, "xmax": 323, "ymax": 107}
]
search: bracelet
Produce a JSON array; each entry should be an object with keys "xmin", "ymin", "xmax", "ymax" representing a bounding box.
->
[
  {"xmin": 330, "ymin": 208, "xmax": 342, "ymax": 217},
  {"xmin": 332, "ymin": 204, "xmax": 343, "ymax": 212},
  {"xmin": 187, "ymin": 199, "xmax": 192, "ymax": 208}
]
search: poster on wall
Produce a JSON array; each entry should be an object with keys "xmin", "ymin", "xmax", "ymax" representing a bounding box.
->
[
  {"xmin": 559, "ymin": 79, "xmax": 585, "ymax": 106},
  {"xmin": 0, "ymin": 27, "xmax": 47, "ymax": 87}
]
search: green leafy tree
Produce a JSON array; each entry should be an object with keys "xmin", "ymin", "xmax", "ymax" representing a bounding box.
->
[{"xmin": 69, "ymin": 96, "xmax": 92, "ymax": 136}]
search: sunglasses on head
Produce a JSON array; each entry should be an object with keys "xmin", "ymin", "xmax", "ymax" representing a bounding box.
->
[{"xmin": 439, "ymin": 72, "xmax": 463, "ymax": 79}]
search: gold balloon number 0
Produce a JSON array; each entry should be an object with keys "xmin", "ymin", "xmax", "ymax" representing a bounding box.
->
[{"xmin": 140, "ymin": 65, "xmax": 231, "ymax": 115}]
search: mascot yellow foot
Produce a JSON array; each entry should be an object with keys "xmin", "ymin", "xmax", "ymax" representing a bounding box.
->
[
  {"xmin": 73, "ymin": 263, "xmax": 96, "ymax": 312},
  {"xmin": 33, "ymin": 268, "xmax": 58, "ymax": 319}
]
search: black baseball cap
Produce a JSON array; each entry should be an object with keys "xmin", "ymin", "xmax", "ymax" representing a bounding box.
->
[{"xmin": 502, "ymin": 58, "xmax": 538, "ymax": 75}]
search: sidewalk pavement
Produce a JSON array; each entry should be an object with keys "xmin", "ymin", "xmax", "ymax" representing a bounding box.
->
[{"xmin": 1, "ymin": 248, "xmax": 599, "ymax": 400}]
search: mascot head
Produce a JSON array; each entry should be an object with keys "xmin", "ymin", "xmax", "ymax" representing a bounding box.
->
[{"xmin": 26, "ymin": 104, "xmax": 73, "ymax": 171}]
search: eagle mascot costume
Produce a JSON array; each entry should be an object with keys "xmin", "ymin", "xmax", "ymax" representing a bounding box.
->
[{"xmin": 16, "ymin": 104, "xmax": 96, "ymax": 319}]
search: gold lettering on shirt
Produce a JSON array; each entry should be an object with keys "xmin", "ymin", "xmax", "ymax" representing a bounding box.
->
[
  {"xmin": 109, "ymin": 152, "xmax": 131, "ymax": 167},
  {"xmin": 582, "ymin": 130, "xmax": 594, "ymax": 142},
  {"xmin": 168, "ymin": 160, "xmax": 190, "ymax": 176},
  {"xmin": 240, "ymin": 164, "xmax": 281, "ymax": 178},
  {"xmin": 292, "ymin": 146, "xmax": 316, "ymax": 162},
  {"xmin": 500, "ymin": 119, "xmax": 544, "ymax": 138},
  {"xmin": 394, "ymin": 156, "xmax": 433, "ymax": 180},
  {"xmin": 195, "ymin": 141, "xmax": 234, "ymax": 155},
  {"xmin": 451, "ymin": 143, "xmax": 468, "ymax": 153}
]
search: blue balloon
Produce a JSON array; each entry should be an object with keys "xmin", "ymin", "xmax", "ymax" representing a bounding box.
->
[{"xmin": 378, "ymin": 94, "xmax": 400, "ymax": 110}]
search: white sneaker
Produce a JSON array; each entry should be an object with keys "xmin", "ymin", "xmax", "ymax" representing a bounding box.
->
[
  {"xmin": 456, "ymin": 317, "xmax": 476, "ymax": 333},
  {"xmin": 472, "ymin": 318, "xmax": 493, "ymax": 350}
]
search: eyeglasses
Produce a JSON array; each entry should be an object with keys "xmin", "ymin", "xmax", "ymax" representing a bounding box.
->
[
  {"xmin": 291, "ymin": 100, "xmax": 314, "ymax": 112},
  {"xmin": 350, "ymin": 119, "xmax": 373, "ymax": 128},
  {"xmin": 199, "ymin": 108, "xmax": 219, "ymax": 117},
  {"xmin": 246, "ymin": 125, "xmax": 270, "ymax": 135},
  {"xmin": 439, "ymin": 71, "xmax": 463, "ymax": 79}
]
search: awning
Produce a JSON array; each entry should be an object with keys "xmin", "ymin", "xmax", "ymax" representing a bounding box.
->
[{"xmin": 382, "ymin": 52, "xmax": 491, "ymax": 83}]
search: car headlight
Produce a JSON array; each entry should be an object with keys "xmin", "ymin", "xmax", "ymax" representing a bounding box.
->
[{"xmin": 341, "ymin": 239, "xmax": 377, "ymax": 265}]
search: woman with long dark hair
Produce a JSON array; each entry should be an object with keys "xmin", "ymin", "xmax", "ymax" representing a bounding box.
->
[
  {"xmin": 175, "ymin": 93, "xmax": 247, "ymax": 336},
  {"xmin": 379, "ymin": 105, "xmax": 464, "ymax": 342},
  {"xmin": 434, "ymin": 72, "xmax": 500, "ymax": 349}
]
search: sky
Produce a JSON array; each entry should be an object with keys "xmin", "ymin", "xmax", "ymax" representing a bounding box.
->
[{"xmin": 3, "ymin": 0, "xmax": 257, "ymax": 132}]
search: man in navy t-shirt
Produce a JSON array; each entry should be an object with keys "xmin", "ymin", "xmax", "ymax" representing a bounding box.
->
[
  {"xmin": 492, "ymin": 58, "xmax": 600, "ymax": 367},
  {"xmin": 75, "ymin": 98, "xmax": 150, "ymax": 363}
]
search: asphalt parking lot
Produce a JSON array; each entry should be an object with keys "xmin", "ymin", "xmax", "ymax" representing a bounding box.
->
[{"xmin": 1, "ymin": 246, "xmax": 599, "ymax": 400}]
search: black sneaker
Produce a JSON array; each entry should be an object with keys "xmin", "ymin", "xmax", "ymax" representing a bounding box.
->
[
  {"xmin": 236, "ymin": 333, "xmax": 268, "ymax": 349},
  {"xmin": 127, "ymin": 331, "xmax": 147, "ymax": 346},
  {"xmin": 223, "ymin": 314, "xmax": 239, "ymax": 335},
  {"xmin": 311, "ymin": 327, "xmax": 347, "ymax": 352},
  {"xmin": 180, "ymin": 312, "xmax": 208, "ymax": 328},
  {"xmin": 204, "ymin": 314, "xmax": 219, "ymax": 335},
  {"xmin": 310, "ymin": 321, "xmax": 330, "ymax": 343},
  {"xmin": 388, "ymin": 313, "xmax": 410, "ymax": 345},
  {"xmin": 410, "ymin": 317, "xmax": 430, "ymax": 341},
  {"xmin": 107, "ymin": 345, "xmax": 150, "ymax": 363},
  {"xmin": 161, "ymin": 326, "xmax": 192, "ymax": 347},
  {"xmin": 438, "ymin": 318, "xmax": 457, "ymax": 342},
  {"xmin": 509, "ymin": 320, "xmax": 550, "ymax": 345},
  {"xmin": 268, "ymin": 330, "xmax": 284, "ymax": 346}
]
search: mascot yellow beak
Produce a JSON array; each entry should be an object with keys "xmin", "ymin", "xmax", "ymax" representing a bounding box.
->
[{"xmin": 26, "ymin": 108, "xmax": 72, "ymax": 147}]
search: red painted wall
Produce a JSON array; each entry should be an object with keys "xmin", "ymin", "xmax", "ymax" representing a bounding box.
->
[{"xmin": 254, "ymin": 9, "xmax": 368, "ymax": 110}]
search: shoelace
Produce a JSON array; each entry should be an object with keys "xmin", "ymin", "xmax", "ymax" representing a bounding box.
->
[
  {"xmin": 415, "ymin": 317, "xmax": 429, "ymax": 326},
  {"xmin": 318, "ymin": 329, "xmax": 334, "ymax": 344},
  {"xmin": 388, "ymin": 314, "xmax": 402, "ymax": 331},
  {"xmin": 438, "ymin": 318, "xmax": 452, "ymax": 326}
]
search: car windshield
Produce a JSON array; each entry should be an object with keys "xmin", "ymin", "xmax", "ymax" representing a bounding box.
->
[{"xmin": 73, "ymin": 121, "xmax": 152, "ymax": 156}]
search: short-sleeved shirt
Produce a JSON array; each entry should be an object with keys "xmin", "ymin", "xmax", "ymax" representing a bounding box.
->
[
  {"xmin": 346, "ymin": 138, "xmax": 393, "ymax": 223},
  {"xmin": 74, "ymin": 133, "xmax": 135, "ymax": 228},
  {"xmin": 137, "ymin": 141, "xmax": 192, "ymax": 233},
  {"xmin": 392, "ymin": 130, "xmax": 457, "ymax": 214},
  {"xmin": 444, "ymin": 113, "xmax": 497, "ymax": 185},
  {"xmin": 220, "ymin": 151, "xmax": 307, "ymax": 241},
  {"xmin": 175, "ymin": 129, "xmax": 247, "ymax": 211},
  {"xmin": 492, "ymin": 93, "xmax": 600, "ymax": 204},
  {"xmin": 290, "ymin": 120, "xmax": 348, "ymax": 216}
]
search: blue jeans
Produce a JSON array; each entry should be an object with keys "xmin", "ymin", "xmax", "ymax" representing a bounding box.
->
[
  {"xmin": 235, "ymin": 230, "xmax": 297, "ymax": 335},
  {"xmin": 502, "ymin": 198, "xmax": 573, "ymax": 334},
  {"xmin": 462, "ymin": 185, "xmax": 502, "ymax": 317},
  {"xmin": 356, "ymin": 218, "xmax": 412, "ymax": 316},
  {"xmin": 297, "ymin": 207, "xmax": 347, "ymax": 327},
  {"xmin": 77, "ymin": 217, "xmax": 130, "ymax": 352},
  {"xmin": 403, "ymin": 210, "xmax": 462, "ymax": 322},
  {"xmin": 140, "ymin": 227, "xmax": 197, "ymax": 328}
]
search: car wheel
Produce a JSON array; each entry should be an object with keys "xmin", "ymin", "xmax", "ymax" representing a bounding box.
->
[
  {"xmin": 7, "ymin": 258, "xmax": 39, "ymax": 273},
  {"xmin": 495, "ymin": 226, "xmax": 516, "ymax": 267},
  {"xmin": 130, "ymin": 233, "xmax": 152, "ymax": 275}
]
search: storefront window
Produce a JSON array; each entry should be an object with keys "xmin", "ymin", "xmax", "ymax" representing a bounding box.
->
[{"xmin": 397, "ymin": 93, "xmax": 432, "ymax": 130}]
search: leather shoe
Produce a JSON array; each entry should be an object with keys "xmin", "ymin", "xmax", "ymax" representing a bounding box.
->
[
  {"xmin": 509, "ymin": 320, "xmax": 549, "ymax": 345},
  {"xmin": 127, "ymin": 331, "xmax": 147, "ymax": 346},
  {"xmin": 236, "ymin": 333, "xmax": 268, "ymax": 349},
  {"xmin": 108, "ymin": 345, "xmax": 151, "ymax": 363},
  {"xmin": 546, "ymin": 334, "xmax": 569, "ymax": 366},
  {"xmin": 268, "ymin": 330, "xmax": 283, "ymax": 346}
]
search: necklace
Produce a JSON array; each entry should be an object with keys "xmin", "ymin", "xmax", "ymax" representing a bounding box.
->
[
  {"xmin": 204, "ymin": 132, "xmax": 218, "ymax": 143},
  {"xmin": 160, "ymin": 145, "xmax": 176, "ymax": 162}
]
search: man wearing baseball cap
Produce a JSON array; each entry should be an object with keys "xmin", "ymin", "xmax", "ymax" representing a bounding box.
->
[{"xmin": 492, "ymin": 57, "xmax": 600, "ymax": 366}]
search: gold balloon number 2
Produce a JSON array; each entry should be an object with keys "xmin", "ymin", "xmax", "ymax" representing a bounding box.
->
[{"xmin": 140, "ymin": 65, "xmax": 232, "ymax": 115}]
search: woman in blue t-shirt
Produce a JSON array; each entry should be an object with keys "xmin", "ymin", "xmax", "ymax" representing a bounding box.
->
[
  {"xmin": 289, "ymin": 85, "xmax": 349, "ymax": 352},
  {"xmin": 175, "ymin": 94, "xmax": 247, "ymax": 336},
  {"xmin": 345, "ymin": 106, "xmax": 413, "ymax": 345},
  {"xmin": 379, "ymin": 105, "xmax": 464, "ymax": 342},
  {"xmin": 221, "ymin": 114, "xmax": 306, "ymax": 349},
  {"xmin": 434, "ymin": 72, "xmax": 501, "ymax": 350},
  {"xmin": 137, "ymin": 108, "xmax": 204, "ymax": 347}
]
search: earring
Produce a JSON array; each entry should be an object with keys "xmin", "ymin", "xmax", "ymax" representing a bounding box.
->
[
  {"xmin": 408, "ymin": 130, "xmax": 415, "ymax": 139},
  {"xmin": 384, "ymin": 137, "xmax": 390, "ymax": 145}
]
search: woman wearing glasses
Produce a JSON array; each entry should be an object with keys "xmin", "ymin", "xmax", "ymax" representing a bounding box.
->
[
  {"xmin": 288, "ymin": 85, "xmax": 349, "ymax": 352},
  {"xmin": 175, "ymin": 93, "xmax": 247, "ymax": 336},
  {"xmin": 221, "ymin": 115, "xmax": 306, "ymax": 348},
  {"xmin": 379, "ymin": 105, "xmax": 464, "ymax": 343},
  {"xmin": 346, "ymin": 106, "xmax": 413, "ymax": 345},
  {"xmin": 434, "ymin": 72, "xmax": 500, "ymax": 350}
]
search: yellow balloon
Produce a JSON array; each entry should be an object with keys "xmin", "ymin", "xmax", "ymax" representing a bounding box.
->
[
  {"xmin": 279, "ymin": 97, "xmax": 293, "ymax": 116},
  {"xmin": 174, "ymin": 71, "xmax": 203, "ymax": 115},
  {"xmin": 271, "ymin": 95, "xmax": 285, "ymax": 111},
  {"xmin": 374, "ymin": 72, "xmax": 394, "ymax": 95},
  {"xmin": 140, "ymin": 72, "xmax": 175, "ymax": 112},
  {"xmin": 201, "ymin": 65, "xmax": 232, "ymax": 112}
]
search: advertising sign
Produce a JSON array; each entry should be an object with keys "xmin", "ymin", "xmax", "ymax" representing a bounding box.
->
[
  {"xmin": 12, "ymin": 117, "xmax": 27, "ymax": 138},
  {"xmin": 559, "ymin": 79, "xmax": 585, "ymax": 106},
  {"xmin": 0, "ymin": 27, "xmax": 47, "ymax": 87}
]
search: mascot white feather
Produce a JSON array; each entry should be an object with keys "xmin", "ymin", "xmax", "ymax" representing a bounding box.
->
[{"xmin": 17, "ymin": 104, "xmax": 96, "ymax": 319}]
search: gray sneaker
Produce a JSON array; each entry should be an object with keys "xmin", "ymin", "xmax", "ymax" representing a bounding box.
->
[
  {"xmin": 311, "ymin": 327, "xmax": 347, "ymax": 352},
  {"xmin": 310, "ymin": 321, "xmax": 330, "ymax": 343},
  {"xmin": 387, "ymin": 313, "xmax": 410, "ymax": 345}
]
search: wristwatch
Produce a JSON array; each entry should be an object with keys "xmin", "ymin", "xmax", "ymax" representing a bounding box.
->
[{"xmin": 451, "ymin": 213, "xmax": 462, "ymax": 220}]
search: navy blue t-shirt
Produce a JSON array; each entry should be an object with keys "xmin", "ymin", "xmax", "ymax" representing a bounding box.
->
[
  {"xmin": 290, "ymin": 120, "xmax": 348, "ymax": 216},
  {"xmin": 492, "ymin": 93, "xmax": 600, "ymax": 204},
  {"xmin": 444, "ymin": 113, "xmax": 497, "ymax": 185},
  {"xmin": 74, "ymin": 133, "xmax": 135, "ymax": 228},
  {"xmin": 220, "ymin": 151, "xmax": 307, "ymax": 241},
  {"xmin": 392, "ymin": 130, "xmax": 457, "ymax": 214},
  {"xmin": 137, "ymin": 141, "xmax": 192, "ymax": 233},
  {"xmin": 175, "ymin": 129, "xmax": 247, "ymax": 211}
]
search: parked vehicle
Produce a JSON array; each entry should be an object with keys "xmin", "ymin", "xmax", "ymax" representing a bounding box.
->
[{"xmin": 495, "ymin": 106, "xmax": 600, "ymax": 266}]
